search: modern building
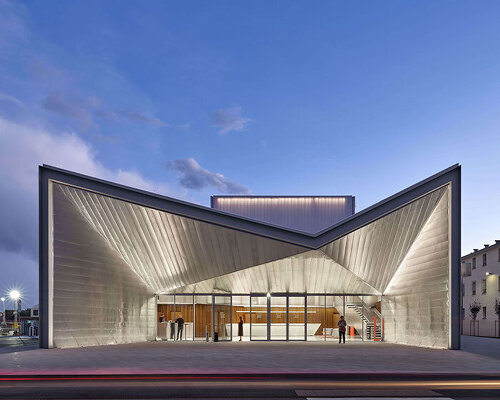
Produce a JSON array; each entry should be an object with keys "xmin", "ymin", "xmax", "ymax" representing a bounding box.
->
[
  {"xmin": 462, "ymin": 242, "xmax": 500, "ymax": 337},
  {"xmin": 39, "ymin": 164, "xmax": 461, "ymax": 349}
]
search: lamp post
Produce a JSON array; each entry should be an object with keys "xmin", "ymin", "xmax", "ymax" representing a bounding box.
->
[
  {"xmin": 0, "ymin": 297, "xmax": 5, "ymax": 326},
  {"xmin": 9, "ymin": 290, "xmax": 20, "ymax": 335}
]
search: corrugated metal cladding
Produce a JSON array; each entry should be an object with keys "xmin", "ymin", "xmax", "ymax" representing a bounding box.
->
[
  {"xmin": 382, "ymin": 188, "xmax": 450, "ymax": 348},
  {"xmin": 52, "ymin": 185, "xmax": 156, "ymax": 348},
  {"xmin": 50, "ymin": 179, "xmax": 452, "ymax": 349},
  {"xmin": 211, "ymin": 196, "xmax": 355, "ymax": 234}
]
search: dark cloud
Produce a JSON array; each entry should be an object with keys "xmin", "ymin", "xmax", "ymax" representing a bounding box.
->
[
  {"xmin": 41, "ymin": 92, "xmax": 94, "ymax": 126},
  {"xmin": 41, "ymin": 92, "xmax": 168, "ymax": 128},
  {"xmin": 116, "ymin": 110, "xmax": 168, "ymax": 127},
  {"xmin": 211, "ymin": 106, "xmax": 250, "ymax": 134},
  {"xmin": 165, "ymin": 158, "xmax": 250, "ymax": 194}
]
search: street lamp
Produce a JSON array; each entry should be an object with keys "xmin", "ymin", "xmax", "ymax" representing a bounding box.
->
[
  {"xmin": 0, "ymin": 297, "xmax": 5, "ymax": 326},
  {"xmin": 9, "ymin": 290, "xmax": 21, "ymax": 335}
]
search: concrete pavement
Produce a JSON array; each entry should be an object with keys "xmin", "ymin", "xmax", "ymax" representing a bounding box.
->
[{"xmin": 0, "ymin": 336, "xmax": 499, "ymax": 375}]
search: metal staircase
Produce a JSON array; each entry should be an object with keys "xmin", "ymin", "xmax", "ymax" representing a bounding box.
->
[{"xmin": 346, "ymin": 303, "xmax": 382, "ymax": 340}]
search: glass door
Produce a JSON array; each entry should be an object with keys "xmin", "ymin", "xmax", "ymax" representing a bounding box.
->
[
  {"xmin": 288, "ymin": 295, "xmax": 306, "ymax": 341},
  {"xmin": 174, "ymin": 295, "xmax": 194, "ymax": 341},
  {"xmin": 213, "ymin": 295, "xmax": 232, "ymax": 341},
  {"xmin": 157, "ymin": 295, "xmax": 175, "ymax": 340},
  {"xmin": 345, "ymin": 295, "xmax": 363, "ymax": 341},
  {"xmin": 231, "ymin": 295, "xmax": 250, "ymax": 341},
  {"xmin": 270, "ymin": 295, "xmax": 287, "ymax": 340},
  {"xmin": 306, "ymin": 295, "xmax": 325, "ymax": 341},
  {"xmin": 250, "ymin": 295, "xmax": 268, "ymax": 340},
  {"xmin": 194, "ymin": 295, "xmax": 212, "ymax": 341},
  {"xmin": 325, "ymin": 295, "xmax": 343, "ymax": 341}
]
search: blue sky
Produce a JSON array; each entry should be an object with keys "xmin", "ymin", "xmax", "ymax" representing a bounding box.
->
[{"xmin": 1, "ymin": 0, "xmax": 500, "ymax": 307}]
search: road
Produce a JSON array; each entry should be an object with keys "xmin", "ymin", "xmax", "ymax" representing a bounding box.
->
[{"xmin": 1, "ymin": 373, "xmax": 500, "ymax": 399}]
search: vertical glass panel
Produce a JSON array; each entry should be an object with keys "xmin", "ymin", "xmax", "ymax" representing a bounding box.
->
[
  {"xmin": 363, "ymin": 295, "xmax": 383, "ymax": 341},
  {"xmin": 288, "ymin": 296, "xmax": 305, "ymax": 340},
  {"xmin": 174, "ymin": 295, "xmax": 193, "ymax": 341},
  {"xmin": 324, "ymin": 295, "xmax": 343, "ymax": 341},
  {"xmin": 157, "ymin": 295, "xmax": 175, "ymax": 341},
  {"xmin": 306, "ymin": 295, "xmax": 325, "ymax": 341},
  {"xmin": 250, "ymin": 296, "xmax": 268, "ymax": 340},
  {"xmin": 345, "ymin": 295, "xmax": 363, "ymax": 341},
  {"xmin": 232, "ymin": 295, "xmax": 250, "ymax": 341},
  {"xmin": 270, "ymin": 296, "xmax": 287, "ymax": 340},
  {"xmin": 194, "ymin": 295, "xmax": 212, "ymax": 341},
  {"xmin": 214, "ymin": 296, "xmax": 232, "ymax": 341}
]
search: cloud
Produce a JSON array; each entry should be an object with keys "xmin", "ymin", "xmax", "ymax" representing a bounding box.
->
[
  {"xmin": 0, "ymin": 0, "xmax": 27, "ymax": 50},
  {"xmin": 165, "ymin": 158, "xmax": 250, "ymax": 194},
  {"xmin": 0, "ymin": 116, "xmax": 172, "ymax": 261},
  {"xmin": 211, "ymin": 106, "xmax": 250, "ymax": 134},
  {"xmin": 116, "ymin": 110, "xmax": 168, "ymax": 127},
  {"xmin": 40, "ymin": 91, "xmax": 169, "ymax": 129},
  {"xmin": 41, "ymin": 91, "xmax": 95, "ymax": 127},
  {"xmin": 0, "ymin": 92, "xmax": 24, "ymax": 108}
]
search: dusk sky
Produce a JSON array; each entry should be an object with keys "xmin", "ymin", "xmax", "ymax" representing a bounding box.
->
[{"xmin": 1, "ymin": 0, "xmax": 500, "ymax": 308}]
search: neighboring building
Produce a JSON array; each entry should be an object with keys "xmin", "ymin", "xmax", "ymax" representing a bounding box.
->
[
  {"xmin": 39, "ymin": 164, "xmax": 461, "ymax": 349},
  {"xmin": 462, "ymin": 242, "xmax": 500, "ymax": 337},
  {"xmin": 19, "ymin": 305, "xmax": 39, "ymax": 337}
]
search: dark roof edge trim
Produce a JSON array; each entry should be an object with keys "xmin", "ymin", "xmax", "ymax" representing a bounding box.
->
[{"xmin": 40, "ymin": 163, "xmax": 460, "ymax": 249}]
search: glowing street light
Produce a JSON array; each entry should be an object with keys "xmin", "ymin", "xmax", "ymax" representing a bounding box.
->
[
  {"xmin": 9, "ymin": 290, "xmax": 21, "ymax": 335},
  {"xmin": 0, "ymin": 297, "xmax": 5, "ymax": 326},
  {"xmin": 9, "ymin": 290, "xmax": 20, "ymax": 300}
]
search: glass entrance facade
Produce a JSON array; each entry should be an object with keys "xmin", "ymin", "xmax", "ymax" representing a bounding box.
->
[{"xmin": 157, "ymin": 294, "xmax": 383, "ymax": 342}]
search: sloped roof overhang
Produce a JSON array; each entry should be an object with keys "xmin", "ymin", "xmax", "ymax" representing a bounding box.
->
[{"xmin": 39, "ymin": 163, "xmax": 461, "ymax": 250}]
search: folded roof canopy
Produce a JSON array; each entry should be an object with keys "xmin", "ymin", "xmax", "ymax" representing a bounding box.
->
[{"xmin": 39, "ymin": 164, "xmax": 461, "ymax": 349}]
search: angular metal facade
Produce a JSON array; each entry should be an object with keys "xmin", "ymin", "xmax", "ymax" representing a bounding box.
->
[
  {"xmin": 382, "ymin": 190, "xmax": 450, "ymax": 348},
  {"xmin": 39, "ymin": 164, "xmax": 461, "ymax": 350},
  {"xmin": 52, "ymin": 186, "xmax": 156, "ymax": 348}
]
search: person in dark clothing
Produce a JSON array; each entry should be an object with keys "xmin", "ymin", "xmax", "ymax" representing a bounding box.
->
[
  {"xmin": 175, "ymin": 315, "xmax": 184, "ymax": 340},
  {"xmin": 169, "ymin": 320, "xmax": 175, "ymax": 339},
  {"xmin": 238, "ymin": 316, "xmax": 244, "ymax": 341},
  {"xmin": 338, "ymin": 316, "xmax": 346, "ymax": 344}
]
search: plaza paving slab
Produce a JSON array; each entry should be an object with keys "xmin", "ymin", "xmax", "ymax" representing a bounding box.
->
[{"xmin": 0, "ymin": 336, "xmax": 499, "ymax": 375}]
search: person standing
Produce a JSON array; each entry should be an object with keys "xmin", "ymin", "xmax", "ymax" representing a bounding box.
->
[
  {"xmin": 338, "ymin": 316, "xmax": 346, "ymax": 344},
  {"xmin": 175, "ymin": 314, "xmax": 184, "ymax": 340},
  {"xmin": 238, "ymin": 316, "xmax": 244, "ymax": 341}
]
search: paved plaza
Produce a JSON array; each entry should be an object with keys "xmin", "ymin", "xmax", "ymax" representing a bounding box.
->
[{"xmin": 0, "ymin": 336, "xmax": 499, "ymax": 376}]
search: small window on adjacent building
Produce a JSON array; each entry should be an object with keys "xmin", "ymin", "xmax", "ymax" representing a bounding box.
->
[
  {"xmin": 472, "ymin": 257, "xmax": 476, "ymax": 269},
  {"xmin": 498, "ymin": 248, "xmax": 500, "ymax": 261},
  {"xmin": 33, "ymin": 309, "xmax": 39, "ymax": 316},
  {"xmin": 482, "ymin": 253, "xmax": 487, "ymax": 266},
  {"xmin": 472, "ymin": 281, "xmax": 476, "ymax": 295},
  {"xmin": 498, "ymin": 276, "xmax": 500, "ymax": 291},
  {"xmin": 482, "ymin": 279, "xmax": 487, "ymax": 294},
  {"xmin": 462, "ymin": 283, "xmax": 465, "ymax": 296},
  {"xmin": 483, "ymin": 306, "xmax": 487, "ymax": 319}
]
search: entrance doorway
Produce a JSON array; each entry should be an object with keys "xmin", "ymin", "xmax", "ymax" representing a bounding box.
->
[
  {"xmin": 157, "ymin": 293, "xmax": 383, "ymax": 342},
  {"xmin": 214, "ymin": 295, "xmax": 232, "ymax": 341}
]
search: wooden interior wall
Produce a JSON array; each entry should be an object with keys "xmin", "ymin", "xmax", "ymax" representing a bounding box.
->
[
  {"xmin": 195, "ymin": 304, "xmax": 211, "ymax": 337},
  {"xmin": 157, "ymin": 304, "xmax": 193, "ymax": 323},
  {"xmin": 158, "ymin": 303, "xmax": 341, "ymax": 338}
]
